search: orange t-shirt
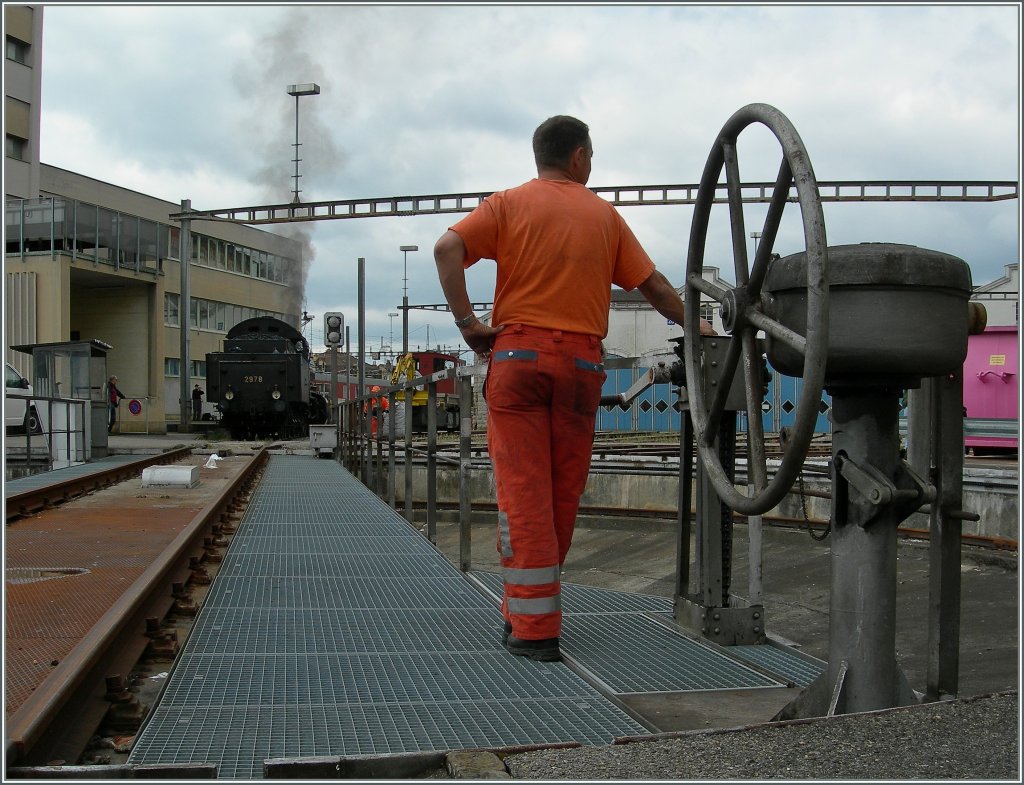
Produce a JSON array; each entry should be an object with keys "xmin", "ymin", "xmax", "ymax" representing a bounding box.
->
[{"xmin": 451, "ymin": 178, "xmax": 656, "ymax": 338}]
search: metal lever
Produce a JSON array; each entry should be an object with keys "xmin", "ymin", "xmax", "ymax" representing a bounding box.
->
[
  {"xmin": 599, "ymin": 362, "xmax": 671, "ymax": 407},
  {"xmin": 834, "ymin": 451, "xmax": 936, "ymax": 527}
]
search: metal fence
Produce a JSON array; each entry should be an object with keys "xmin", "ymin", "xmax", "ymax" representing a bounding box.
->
[{"xmin": 4, "ymin": 393, "xmax": 91, "ymax": 472}]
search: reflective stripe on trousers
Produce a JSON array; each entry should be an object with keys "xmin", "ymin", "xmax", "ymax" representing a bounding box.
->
[{"xmin": 486, "ymin": 325, "xmax": 605, "ymax": 640}]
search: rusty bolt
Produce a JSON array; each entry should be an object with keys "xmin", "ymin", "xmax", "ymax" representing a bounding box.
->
[
  {"xmin": 104, "ymin": 675, "xmax": 132, "ymax": 703},
  {"xmin": 104, "ymin": 699, "xmax": 146, "ymax": 731},
  {"xmin": 147, "ymin": 630, "xmax": 180, "ymax": 660},
  {"xmin": 172, "ymin": 598, "xmax": 199, "ymax": 616}
]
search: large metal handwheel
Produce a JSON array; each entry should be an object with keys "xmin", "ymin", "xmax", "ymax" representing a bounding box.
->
[{"xmin": 683, "ymin": 103, "xmax": 829, "ymax": 516}]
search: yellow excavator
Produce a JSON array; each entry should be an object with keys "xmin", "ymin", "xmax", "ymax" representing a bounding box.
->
[
  {"xmin": 390, "ymin": 353, "xmax": 429, "ymax": 407},
  {"xmin": 386, "ymin": 351, "xmax": 463, "ymax": 433}
]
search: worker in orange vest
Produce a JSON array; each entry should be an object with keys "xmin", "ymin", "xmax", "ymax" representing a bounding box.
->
[
  {"xmin": 434, "ymin": 115, "xmax": 714, "ymax": 662},
  {"xmin": 366, "ymin": 386, "xmax": 382, "ymax": 437}
]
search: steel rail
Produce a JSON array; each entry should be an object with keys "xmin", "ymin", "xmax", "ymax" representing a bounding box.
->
[
  {"xmin": 5, "ymin": 447, "xmax": 195, "ymax": 523},
  {"xmin": 403, "ymin": 498, "xmax": 1014, "ymax": 552},
  {"xmin": 4, "ymin": 448, "xmax": 269, "ymax": 767}
]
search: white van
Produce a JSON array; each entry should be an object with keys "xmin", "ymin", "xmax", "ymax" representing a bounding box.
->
[{"xmin": 5, "ymin": 362, "xmax": 38, "ymax": 433}]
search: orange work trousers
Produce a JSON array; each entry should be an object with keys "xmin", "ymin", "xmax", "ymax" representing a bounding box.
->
[{"xmin": 485, "ymin": 325, "xmax": 605, "ymax": 641}]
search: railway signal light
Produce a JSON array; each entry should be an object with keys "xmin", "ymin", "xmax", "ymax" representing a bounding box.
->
[{"xmin": 324, "ymin": 312, "xmax": 344, "ymax": 346}]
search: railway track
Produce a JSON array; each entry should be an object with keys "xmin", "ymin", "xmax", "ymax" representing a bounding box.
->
[{"xmin": 4, "ymin": 448, "xmax": 268, "ymax": 768}]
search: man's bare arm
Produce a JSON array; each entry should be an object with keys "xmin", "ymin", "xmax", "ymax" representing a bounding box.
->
[
  {"xmin": 637, "ymin": 269, "xmax": 716, "ymax": 335},
  {"xmin": 434, "ymin": 230, "xmax": 503, "ymax": 355}
]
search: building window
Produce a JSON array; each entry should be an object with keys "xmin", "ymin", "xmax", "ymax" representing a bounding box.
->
[
  {"xmin": 191, "ymin": 360, "xmax": 206, "ymax": 378},
  {"xmin": 6, "ymin": 134, "xmax": 27, "ymax": 161},
  {"xmin": 700, "ymin": 302, "xmax": 716, "ymax": 324},
  {"xmin": 164, "ymin": 358, "xmax": 180, "ymax": 376},
  {"xmin": 164, "ymin": 293, "xmax": 180, "ymax": 326},
  {"xmin": 6, "ymin": 37, "xmax": 29, "ymax": 65}
]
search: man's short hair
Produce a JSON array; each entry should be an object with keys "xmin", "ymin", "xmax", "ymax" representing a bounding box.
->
[{"xmin": 533, "ymin": 115, "xmax": 590, "ymax": 168}]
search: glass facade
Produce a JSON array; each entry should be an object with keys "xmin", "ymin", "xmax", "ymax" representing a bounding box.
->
[
  {"xmin": 5, "ymin": 196, "xmax": 297, "ymax": 285},
  {"xmin": 163, "ymin": 292, "xmax": 282, "ymax": 332}
]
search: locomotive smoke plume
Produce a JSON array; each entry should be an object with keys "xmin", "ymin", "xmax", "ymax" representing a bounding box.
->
[{"xmin": 232, "ymin": 9, "xmax": 346, "ymax": 326}]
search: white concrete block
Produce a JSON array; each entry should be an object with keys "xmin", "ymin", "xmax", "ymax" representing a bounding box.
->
[{"xmin": 141, "ymin": 465, "xmax": 200, "ymax": 488}]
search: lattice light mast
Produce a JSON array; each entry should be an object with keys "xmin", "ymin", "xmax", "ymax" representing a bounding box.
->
[{"xmin": 287, "ymin": 83, "xmax": 320, "ymax": 203}]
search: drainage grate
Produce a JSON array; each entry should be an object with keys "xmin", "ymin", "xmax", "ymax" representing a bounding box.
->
[
  {"xmin": 234, "ymin": 520, "xmax": 423, "ymax": 538},
  {"xmin": 129, "ymin": 456, "xmax": 650, "ymax": 778},
  {"xmin": 187, "ymin": 607, "xmax": 508, "ymax": 654},
  {"xmin": 205, "ymin": 576, "xmax": 497, "ymax": 611},
  {"xmin": 159, "ymin": 651, "xmax": 604, "ymax": 706},
  {"xmin": 562, "ymin": 615, "xmax": 783, "ymax": 694},
  {"xmin": 131, "ymin": 697, "xmax": 647, "ymax": 780},
  {"xmin": 731, "ymin": 644, "xmax": 826, "ymax": 688},
  {"xmin": 224, "ymin": 535, "xmax": 436, "ymax": 556},
  {"xmin": 219, "ymin": 552, "xmax": 459, "ymax": 579},
  {"xmin": 240, "ymin": 503, "xmax": 412, "ymax": 523}
]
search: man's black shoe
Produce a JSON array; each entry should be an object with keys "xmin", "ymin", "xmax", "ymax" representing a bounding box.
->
[
  {"xmin": 501, "ymin": 620, "xmax": 512, "ymax": 644},
  {"xmin": 505, "ymin": 635, "xmax": 561, "ymax": 662}
]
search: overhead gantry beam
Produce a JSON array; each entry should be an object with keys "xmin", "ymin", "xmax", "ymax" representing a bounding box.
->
[{"xmin": 171, "ymin": 180, "xmax": 1019, "ymax": 225}]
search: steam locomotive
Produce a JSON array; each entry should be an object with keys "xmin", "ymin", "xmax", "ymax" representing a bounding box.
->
[{"xmin": 206, "ymin": 316, "xmax": 329, "ymax": 439}]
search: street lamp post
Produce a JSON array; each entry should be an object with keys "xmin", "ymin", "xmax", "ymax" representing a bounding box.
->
[
  {"xmin": 750, "ymin": 230, "xmax": 763, "ymax": 261},
  {"xmin": 399, "ymin": 245, "xmax": 418, "ymax": 356},
  {"xmin": 287, "ymin": 83, "xmax": 321, "ymax": 204}
]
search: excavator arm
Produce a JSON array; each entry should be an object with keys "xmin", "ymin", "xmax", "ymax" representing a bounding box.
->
[{"xmin": 390, "ymin": 353, "xmax": 427, "ymax": 405}]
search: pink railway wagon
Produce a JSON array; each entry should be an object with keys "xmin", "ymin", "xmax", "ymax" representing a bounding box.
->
[{"xmin": 963, "ymin": 325, "xmax": 1018, "ymax": 454}]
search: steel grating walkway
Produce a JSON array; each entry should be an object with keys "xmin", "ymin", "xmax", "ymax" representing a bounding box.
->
[
  {"xmin": 128, "ymin": 455, "xmax": 815, "ymax": 779},
  {"xmin": 4, "ymin": 453, "xmax": 146, "ymax": 496}
]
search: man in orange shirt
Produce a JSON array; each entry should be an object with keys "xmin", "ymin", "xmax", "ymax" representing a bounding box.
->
[{"xmin": 434, "ymin": 115, "xmax": 714, "ymax": 661}]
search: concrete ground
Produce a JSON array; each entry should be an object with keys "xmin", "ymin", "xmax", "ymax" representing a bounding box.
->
[{"xmin": 429, "ymin": 511, "xmax": 1018, "ymax": 729}]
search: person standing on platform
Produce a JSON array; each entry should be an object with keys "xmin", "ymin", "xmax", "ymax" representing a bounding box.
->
[
  {"xmin": 108, "ymin": 375, "xmax": 125, "ymax": 433},
  {"xmin": 433, "ymin": 114, "xmax": 714, "ymax": 661},
  {"xmin": 192, "ymin": 383, "xmax": 205, "ymax": 421}
]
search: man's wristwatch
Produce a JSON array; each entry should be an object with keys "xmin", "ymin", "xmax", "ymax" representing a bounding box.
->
[{"xmin": 454, "ymin": 313, "xmax": 475, "ymax": 329}]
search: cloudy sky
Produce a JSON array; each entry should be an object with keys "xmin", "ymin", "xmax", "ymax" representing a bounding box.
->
[{"xmin": 37, "ymin": 3, "xmax": 1020, "ymax": 357}]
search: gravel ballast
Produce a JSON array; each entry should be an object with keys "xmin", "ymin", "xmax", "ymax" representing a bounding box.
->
[{"xmin": 503, "ymin": 691, "xmax": 1019, "ymax": 780}]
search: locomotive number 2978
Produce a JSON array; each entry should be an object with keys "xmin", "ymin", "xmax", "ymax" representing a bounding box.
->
[{"xmin": 242, "ymin": 375, "xmax": 264, "ymax": 383}]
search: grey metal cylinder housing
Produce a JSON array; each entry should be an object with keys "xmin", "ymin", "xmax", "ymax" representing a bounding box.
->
[{"xmin": 762, "ymin": 243, "xmax": 972, "ymax": 386}]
